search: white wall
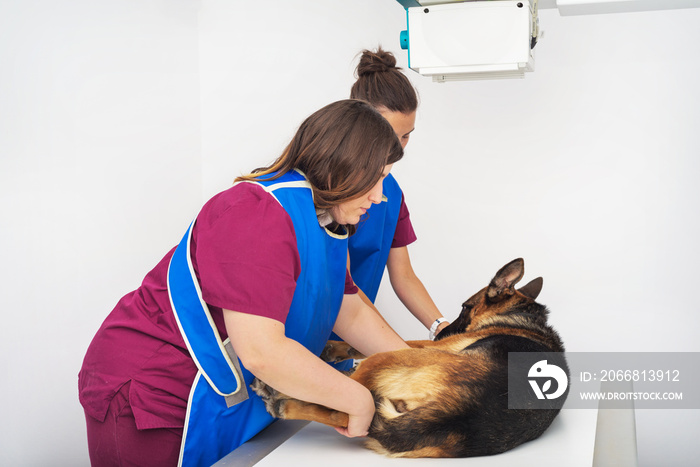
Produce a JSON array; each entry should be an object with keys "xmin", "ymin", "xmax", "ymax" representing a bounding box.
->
[
  {"xmin": 197, "ymin": 0, "xmax": 410, "ymax": 200},
  {"xmin": 0, "ymin": 1, "xmax": 201, "ymax": 465},
  {"xmin": 381, "ymin": 8, "xmax": 700, "ymax": 354},
  {"xmin": 1, "ymin": 0, "xmax": 699, "ymax": 465}
]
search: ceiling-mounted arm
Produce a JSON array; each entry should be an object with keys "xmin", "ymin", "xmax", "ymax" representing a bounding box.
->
[
  {"xmin": 392, "ymin": 0, "xmax": 699, "ymax": 82},
  {"xmin": 399, "ymin": 1, "xmax": 538, "ymax": 82},
  {"xmin": 396, "ymin": 0, "xmax": 700, "ymax": 15}
]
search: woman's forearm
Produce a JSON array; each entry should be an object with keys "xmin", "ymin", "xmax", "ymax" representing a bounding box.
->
[
  {"xmin": 332, "ymin": 293, "xmax": 409, "ymax": 356},
  {"xmin": 387, "ymin": 246, "xmax": 447, "ymax": 332},
  {"xmin": 224, "ymin": 309, "xmax": 375, "ymax": 435}
]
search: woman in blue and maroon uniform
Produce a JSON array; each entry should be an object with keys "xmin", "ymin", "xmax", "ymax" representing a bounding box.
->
[
  {"xmin": 348, "ymin": 48, "xmax": 449, "ymax": 340},
  {"xmin": 79, "ymin": 99, "xmax": 410, "ymax": 467}
]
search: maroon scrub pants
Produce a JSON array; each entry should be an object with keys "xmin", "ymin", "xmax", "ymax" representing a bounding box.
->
[{"xmin": 84, "ymin": 381, "xmax": 183, "ymax": 466}]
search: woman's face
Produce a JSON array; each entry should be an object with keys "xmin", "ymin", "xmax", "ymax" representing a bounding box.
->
[
  {"xmin": 380, "ymin": 109, "xmax": 416, "ymax": 149},
  {"xmin": 331, "ymin": 164, "xmax": 393, "ymax": 225}
]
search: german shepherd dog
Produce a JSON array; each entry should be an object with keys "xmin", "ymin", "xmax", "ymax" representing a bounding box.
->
[{"xmin": 251, "ymin": 258, "xmax": 569, "ymax": 458}]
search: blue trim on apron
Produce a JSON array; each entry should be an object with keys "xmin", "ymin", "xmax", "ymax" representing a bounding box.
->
[
  {"xmin": 169, "ymin": 221, "xmax": 242, "ymax": 396},
  {"xmin": 169, "ymin": 170, "xmax": 348, "ymax": 466}
]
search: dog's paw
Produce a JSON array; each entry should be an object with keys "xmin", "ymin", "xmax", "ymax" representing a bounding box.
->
[
  {"xmin": 320, "ymin": 340, "xmax": 366, "ymax": 363},
  {"xmin": 250, "ymin": 378, "xmax": 288, "ymax": 418},
  {"xmin": 250, "ymin": 378, "xmax": 273, "ymax": 400}
]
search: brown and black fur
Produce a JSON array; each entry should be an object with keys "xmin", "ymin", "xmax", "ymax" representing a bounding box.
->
[{"xmin": 251, "ymin": 258, "xmax": 569, "ymax": 458}]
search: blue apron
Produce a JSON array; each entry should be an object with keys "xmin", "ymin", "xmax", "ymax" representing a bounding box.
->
[
  {"xmin": 348, "ymin": 173, "xmax": 403, "ymax": 302},
  {"xmin": 328, "ymin": 174, "xmax": 403, "ymax": 372},
  {"xmin": 168, "ymin": 170, "xmax": 348, "ymax": 467}
]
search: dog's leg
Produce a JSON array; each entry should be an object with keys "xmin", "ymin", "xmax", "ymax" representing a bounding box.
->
[
  {"xmin": 277, "ymin": 399, "xmax": 350, "ymax": 428},
  {"xmin": 250, "ymin": 378, "xmax": 350, "ymax": 428},
  {"xmin": 320, "ymin": 336, "xmax": 474, "ymax": 363},
  {"xmin": 405, "ymin": 334, "xmax": 480, "ymax": 353}
]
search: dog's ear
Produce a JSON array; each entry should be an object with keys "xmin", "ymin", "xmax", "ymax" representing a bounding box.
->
[
  {"xmin": 487, "ymin": 258, "xmax": 524, "ymax": 301},
  {"xmin": 518, "ymin": 277, "xmax": 543, "ymax": 300}
]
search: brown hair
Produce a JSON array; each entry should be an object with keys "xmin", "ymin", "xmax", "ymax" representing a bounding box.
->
[
  {"xmin": 236, "ymin": 100, "xmax": 403, "ymax": 229},
  {"xmin": 350, "ymin": 47, "xmax": 418, "ymax": 113}
]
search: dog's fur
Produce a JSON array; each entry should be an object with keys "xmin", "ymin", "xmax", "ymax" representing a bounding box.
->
[{"xmin": 251, "ymin": 258, "xmax": 568, "ymax": 458}]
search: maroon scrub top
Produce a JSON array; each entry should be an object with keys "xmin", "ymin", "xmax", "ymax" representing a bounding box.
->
[
  {"xmin": 392, "ymin": 193, "xmax": 417, "ymax": 249},
  {"xmin": 79, "ymin": 182, "xmax": 358, "ymax": 430}
]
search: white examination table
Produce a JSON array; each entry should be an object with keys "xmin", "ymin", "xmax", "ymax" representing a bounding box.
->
[{"xmin": 214, "ymin": 402, "xmax": 637, "ymax": 467}]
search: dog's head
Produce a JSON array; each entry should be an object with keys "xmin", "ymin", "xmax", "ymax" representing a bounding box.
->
[{"xmin": 436, "ymin": 258, "xmax": 545, "ymax": 340}]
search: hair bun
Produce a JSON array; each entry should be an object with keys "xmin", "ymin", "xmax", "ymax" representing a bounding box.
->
[
  {"xmin": 350, "ymin": 46, "xmax": 417, "ymax": 113},
  {"xmin": 356, "ymin": 47, "xmax": 398, "ymax": 77}
]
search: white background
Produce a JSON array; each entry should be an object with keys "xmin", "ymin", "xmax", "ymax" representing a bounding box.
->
[{"xmin": 1, "ymin": 1, "xmax": 698, "ymax": 465}]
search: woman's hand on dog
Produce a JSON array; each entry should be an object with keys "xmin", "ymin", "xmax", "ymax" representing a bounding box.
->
[{"xmin": 334, "ymin": 387, "xmax": 375, "ymax": 438}]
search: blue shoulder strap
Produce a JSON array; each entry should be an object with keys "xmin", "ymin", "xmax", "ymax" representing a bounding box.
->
[{"xmin": 168, "ymin": 221, "xmax": 242, "ymax": 396}]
